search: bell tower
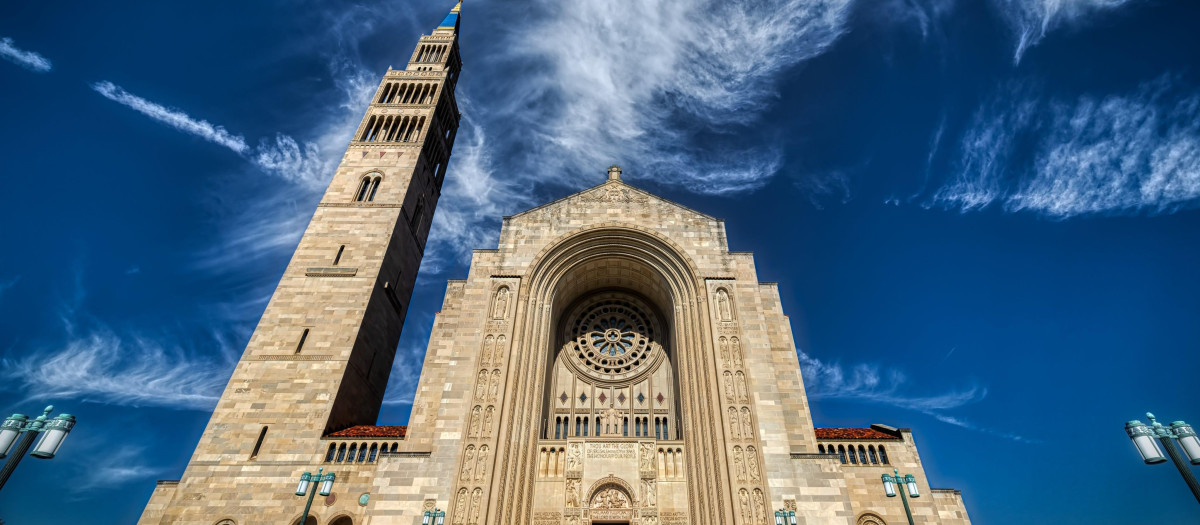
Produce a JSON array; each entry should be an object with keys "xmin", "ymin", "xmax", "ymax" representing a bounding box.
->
[{"xmin": 138, "ymin": 3, "xmax": 464, "ymax": 523}]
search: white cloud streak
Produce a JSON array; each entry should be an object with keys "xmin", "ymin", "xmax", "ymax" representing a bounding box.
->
[
  {"xmin": 70, "ymin": 445, "xmax": 165, "ymax": 493},
  {"xmin": 932, "ymin": 76, "xmax": 1200, "ymax": 217},
  {"xmin": 0, "ymin": 329, "xmax": 232, "ymax": 411},
  {"xmin": 0, "ymin": 36, "xmax": 52, "ymax": 72},
  {"xmin": 797, "ymin": 350, "xmax": 1032, "ymax": 441},
  {"xmin": 991, "ymin": 0, "xmax": 1137, "ymax": 64},
  {"xmin": 91, "ymin": 81, "xmax": 330, "ymax": 188}
]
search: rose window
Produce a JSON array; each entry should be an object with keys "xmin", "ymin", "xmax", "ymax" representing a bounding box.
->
[{"xmin": 564, "ymin": 296, "xmax": 663, "ymax": 381}]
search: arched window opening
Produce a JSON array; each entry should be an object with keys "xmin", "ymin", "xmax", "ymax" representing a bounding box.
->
[
  {"xmin": 355, "ymin": 177, "xmax": 371, "ymax": 201},
  {"xmin": 664, "ymin": 420, "xmax": 669, "ymax": 439},
  {"xmin": 359, "ymin": 116, "xmax": 376, "ymax": 141},
  {"xmin": 818, "ymin": 444, "xmax": 826, "ymax": 454},
  {"xmin": 336, "ymin": 443, "xmax": 346, "ymax": 462},
  {"xmin": 369, "ymin": 444, "xmax": 378, "ymax": 462},
  {"xmin": 325, "ymin": 443, "xmax": 336, "ymax": 463},
  {"xmin": 878, "ymin": 445, "xmax": 889, "ymax": 465},
  {"xmin": 859, "ymin": 445, "xmax": 868, "ymax": 464},
  {"xmin": 328, "ymin": 516, "xmax": 354, "ymax": 525},
  {"xmin": 390, "ymin": 443, "xmax": 398, "ymax": 453},
  {"xmin": 291, "ymin": 516, "xmax": 317, "ymax": 525},
  {"xmin": 347, "ymin": 443, "xmax": 357, "ymax": 462},
  {"xmin": 869, "ymin": 445, "xmax": 878, "ymax": 464},
  {"xmin": 249, "ymin": 426, "xmax": 267, "ymax": 460},
  {"xmin": 582, "ymin": 418, "xmax": 589, "ymax": 437},
  {"xmin": 838, "ymin": 445, "xmax": 847, "ymax": 464},
  {"xmin": 623, "ymin": 417, "xmax": 629, "ymax": 437},
  {"xmin": 409, "ymin": 196, "xmax": 425, "ymax": 231},
  {"xmin": 367, "ymin": 177, "xmax": 381, "ymax": 201},
  {"xmin": 357, "ymin": 443, "xmax": 368, "ymax": 462},
  {"xmin": 575, "ymin": 418, "xmax": 581, "ymax": 437}
]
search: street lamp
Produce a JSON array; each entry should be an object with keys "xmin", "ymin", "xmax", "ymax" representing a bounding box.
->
[
  {"xmin": 1125, "ymin": 412, "xmax": 1200, "ymax": 504},
  {"xmin": 422, "ymin": 508, "xmax": 446, "ymax": 525},
  {"xmin": 0, "ymin": 405, "xmax": 77, "ymax": 492},
  {"xmin": 773, "ymin": 508, "xmax": 796, "ymax": 525},
  {"xmin": 294, "ymin": 467, "xmax": 336, "ymax": 524},
  {"xmin": 881, "ymin": 468, "xmax": 920, "ymax": 525}
]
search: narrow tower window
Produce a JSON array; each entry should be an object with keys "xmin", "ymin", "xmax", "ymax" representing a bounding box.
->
[
  {"xmin": 295, "ymin": 328, "xmax": 310, "ymax": 354},
  {"xmin": 333, "ymin": 245, "xmax": 345, "ymax": 266},
  {"xmin": 249, "ymin": 426, "xmax": 268, "ymax": 460},
  {"xmin": 368, "ymin": 177, "xmax": 381, "ymax": 201},
  {"xmin": 355, "ymin": 177, "xmax": 371, "ymax": 201}
]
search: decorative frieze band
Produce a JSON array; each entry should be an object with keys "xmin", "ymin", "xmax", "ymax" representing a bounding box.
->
[{"xmin": 305, "ymin": 267, "xmax": 358, "ymax": 277}]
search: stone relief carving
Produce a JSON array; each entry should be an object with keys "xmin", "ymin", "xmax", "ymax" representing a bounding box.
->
[
  {"xmin": 474, "ymin": 371, "xmax": 488, "ymax": 400},
  {"xmin": 469, "ymin": 406, "xmax": 481, "ymax": 438},
  {"xmin": 731, "ymin": 337, "xmax": 743, "ymax": 368},
  {"xmin": 590, "ymin": 488, "xmax": 630, "ymax": 509},
  {"xmin": 856, "ymin": 514, "xmax": 885, "ymax": 525},
  {"xmin": 641, "ymin": 479, "xmax": 656, "ymax": 507},
  {"xmin": 453, "ymin": 488, "xmax": 467, "ymax": 525},
  {"xmin": 475, "ymin": 445, "xmax": 489, "ymax": 481},
  {"xmin": 489, "ymin": 370, "xmax": 501, "ymax": 401},
  {"xmin": 735, "ymin": 371, "xmax": 748, "ymax": 403},
  {"xmin": 565, "ymin": 479, "xmax": 581, "ymax": 507},
  {"xmin": 481, "ymin": 335, "xmax": 493, "ymax": 367},
  {"xmin": 720, "ymin": 337, "xmax": 730, "ymax": 368},
  {"xmin": 724, "ymin": 371, "xmax": 735, "ymax": 404},
  {"xmin": 469, "ymin": 488, "xmax": 482, "ymax": 524},
  {"xmin": 733, "ymin": 446, "xmax": 746, "ymax": 481},
  {"xmin": 640, "ymin": 443, "xmax": 655, "ymax": 472},
  {"xmin": 566, "ymin": 443, "xmax": 583, "ymax": 473},
  {"xmin": 738, "ymin": 489, "xmax": 751, "ymax": 524},
  {"xmin": 752, "ymin": 489, "xmax": 767, "ymax": 525},
  {"xmin": 461, "ymin": 446, "xmax": 475, "ymax": 480},
  {"xmin": 482, "ymin": 406, "xmax": 494, "ymax": 438},
  {"xmin": 728, "ymin": 407, "xmax": 740, "ymax": 439},
  {"xmin": 740, "ymin": 407, "xmax": 753, "ymax": 439},
  {"xmin": 746, "ymin": 446, "xmax": 760, "ymax": 481},
  {"xmin": 493, "ymin": 335, "xmax": 505, "ymax": 365}
]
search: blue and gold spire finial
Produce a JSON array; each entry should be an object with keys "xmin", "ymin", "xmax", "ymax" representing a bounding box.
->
[{"xmin": 436, "ymin": 1, "xmax": 462, "ymax": 34}]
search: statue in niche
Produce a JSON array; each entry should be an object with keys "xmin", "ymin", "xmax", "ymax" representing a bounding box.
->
[
  {"xmin": 492, "ymin": 287, "xmax": 509, "ymax": 319},
  {"xmin": 642, "ymin": 479, "xmax": 656, "ymax": 506},
  {"xmin": 493, "ymin": 336, "xmax": 505, "ymax": 365},
  {"xmin": 461, "ymin": 446, "xmax": 475, "ymax": 480},
  {"xmin": 482, "ymin": 407, "xmax": 494, "ymax": 438},
  {"xmin": 601, "ymin": 407, "xmax": 621, "ymax": 436},
  {"xmin": 469, "ymin": 406, "xmax": 481, "ymax": 438},
  {"xmin": 735, "ymin": 372, "xmax": 748, "ymax": 403},
  {"xmin": 716, "ymin": 288, "xmax": 732, "ymax": 321},
  {"xmin": 469, "ymin": 488, "xmax": 482, "ymax": 524},
  {"xmin": 728, "ymin": 407, "xmax": 740, "ymax": 439},
  {"xmin": 565, "ymin": 479, "xmax": 581, "ymax": 507},
  {"xmin": 746, "ymin": 446, "xmax": 760, "ymax": 481},
  {"xmin": 740, "ymin": 408, "xmax": 753, "ymax": 439},
  {"xmin": 732, "ymin": 337, "xmax": 743, "ymax": 368},
  {"xmin": 475, "ymin": 445, "xmax": 489, "ymax": 481},
  {"xmin": 640, "ymin": 443, "xmax": 655, "ymax": 471},
  {"xmin": 481, "ymin": 336, "xmax": 493, "ymax": 367},
  {"xmin": 475, "ymin": 371, "xmax": 488, "ymax": 400},
  {"xmin": 489, "ymin": 370, "xmax": 501, "ymax": 401},
  {"xmin": 752, "ymin": 489, "xmax": 767, "ymax": 524},
  {"xmin": 453, "ymin": 488, "xmax": 467, "ymax": 525},
  {"xmin": 738, "ymin": 489, "xmax": 751, "ymax": 524},
  {"xmin": 720, "ymin": 337, "xmax": 730, "ymax": 369},
  {"xmin": 723, "ymin": 372, "xmax": 735, "ymax": 404},
  {"xmin": 733, "ymin": 447, "xmax": 746, "ymax": 481}
]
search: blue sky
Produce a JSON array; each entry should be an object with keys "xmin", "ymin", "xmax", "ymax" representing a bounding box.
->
[{"xmin": 1, "ymin": 0, "xmax": 1198, "ymax": 522}]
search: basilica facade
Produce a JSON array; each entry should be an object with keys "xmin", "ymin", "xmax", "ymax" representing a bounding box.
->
[{"xmin": 138, "ymin": 4, "xmax": 971, "ymax": 524}]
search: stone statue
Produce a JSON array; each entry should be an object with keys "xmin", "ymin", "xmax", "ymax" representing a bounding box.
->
[
  {"xmin": 735, "ymin": 372, "xmax": 748, "ymax": 403},
  {"xmin": 475, "ymin": 445, "xmax": 489, "ymax": 481},
  {"xmin": 482, "ymin": 407, "xmax": 494, "ymax": 438},
  {"xmin": 489, "ymin": 371, "xmax": 501, "ymax": 401},
  {"xmin": 453, "ymin": 488, "xmax": 467, "ymax": 525},
  {"xmin": 470, "ymin": 406, "xmax": 481, "ymax": 438},
  {"xmin": 740, "ymin": 408, "xmax": 753, "ymax": 439},
  {"xmin": 469, "ymin": 488, "xmax": 482, "ymax": 524},
  {"xmin": 492, "ymin": 287, "xmax": 509, "ymax": 319},
  {"xmin": 716, "ymin": 289, "xmax": 732, "ymax": 321},
  {"xmin": 728, "ymin": 407, "xmax": 740, "ymax": 438},
  {"xmin": 752, "ymin": 489, "xmax": 766, "ymax": 524},
  {"xmin": 720, "ymin": 338, "xmax": 730, "ymax": 368},
  {"xmin": 747, "ymin": 446, "xmax": 760, "ymax": 481},
  {"xmin": 566, "ymin": 479, "xmax": 581, "ymax": 507},
  {"xmin": 461, "ymin": 446, "xmax": 475, "ymax": 480},
  {"xmin": 733, "ymin": 447, "xmax": 746, "ymax": 481},
  {"xmin": 732, "ymin": 338, "xmax": 742, "ymax": 368},
  {"xmin": 475, "ymin": 371, "xmax": 488, "ymax": 400},
  {"xmin": 738, "ymin": 489, "xmax": 751, "ymax": 524}
]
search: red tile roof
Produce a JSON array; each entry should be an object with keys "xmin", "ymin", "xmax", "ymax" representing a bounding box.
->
[
  {"xmin": 327, "ymin": 425, "xmax": 408, "ymax": 438},
  {"xmin": 814, "ymin": 427, "xmax": 901, "ymax": 440}
]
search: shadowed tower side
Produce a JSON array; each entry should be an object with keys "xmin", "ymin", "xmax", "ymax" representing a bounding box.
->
[{"xmin": 137, "ymin": 3, "xmax": 463, "ymax": 524}]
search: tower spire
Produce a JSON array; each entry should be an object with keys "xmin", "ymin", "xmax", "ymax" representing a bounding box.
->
[{"xmin": 434, "ymin": 1, "xmax": 462, "ymax": 35}]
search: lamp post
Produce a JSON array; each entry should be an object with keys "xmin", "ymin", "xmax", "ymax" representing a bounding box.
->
[
  {"xmin": 881, "ymin": 468, "xmax": 920, "ymax": 525},
  {"xmin": 773, "ymin": 508, "xmax": 796, "ymax": 525},
  {"xmin": 294, "ymin": 467, "xmax": 336, "ymax": 524},
  {"xmin": 1125, "ymin": 412, "xmax": 1200, "ymax": 504},
  {"xmin": 0, "ymin": 405, "xmax": 77, "ymax": 492},
  {"xmin": 422, "ymin": 508, "xmax": 446, "ymax": 525}
]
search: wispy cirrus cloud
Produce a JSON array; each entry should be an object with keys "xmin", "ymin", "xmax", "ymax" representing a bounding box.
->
[
  {"xmin": 91, "ymin": 81, "xmax": 330, "ymax": 188},
  {"xmin": 798, "ymin": 350, "xmax": 1032, "ymax": 441},
  {"xmin": 0, "ymin": 329, "xmax": 233, "ymax": 411},
  {"xmin": 0, "ymin": 36, "xmax": 52, "ymax": 72},
  {"xmin": 992, "ymin": 0, "xmax": 1138, "ymax": 64},
  {"xmin": 931, "ymin": 76, "xmax": 1200, "ymax": 217},
  {"xmin": 70, "ymin": 445, "xmax": 165, "ymax": 493}
]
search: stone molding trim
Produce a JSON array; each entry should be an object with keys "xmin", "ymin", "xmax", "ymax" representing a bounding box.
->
[{"xmin": 305, "ymin": 267, "xmax": 358, "ymax": 277}]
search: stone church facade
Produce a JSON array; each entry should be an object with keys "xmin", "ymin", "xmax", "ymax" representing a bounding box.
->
[{"xmin": 138, "ymin": 3, "xmax": 972, "ymax": 524}]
